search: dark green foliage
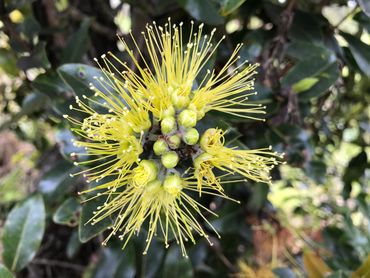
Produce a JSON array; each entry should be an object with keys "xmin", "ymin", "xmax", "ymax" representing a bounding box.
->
[{"xmin": 0, "ymin": 0, "xmax": 369, "ymax": 277}]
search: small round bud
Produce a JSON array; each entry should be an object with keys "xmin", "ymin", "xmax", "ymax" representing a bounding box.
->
[
  {"xmin": 183, "ymin": 128, "xmax": 199, "ymax": 145},
  {"xmin": 178, "ymin": 109, "xmax": 197, "ymax": 128},
  {"xmin": 153, "ymin": 139, "xmax": 168, "ymax": 155},
  {"xmin": 132, "ymin": 160, "xmax": 158, "ymax": 187},
  {"xmin": 161, "ymin": 151, "xmax": 179, "ymax": 168},
  {"xmin": 163, "ymin": 174, "xmax": 183, "ymax": 196},
  {"xmin": 161, "ymin": 116, "xmax": 176, "ymax": 134},
  {"xmin": 168, "ymin": 134, "xmax": 181, "ymax": 149},
  {"xmin": 145, "ymin": 180, "xmax": 161, "ymax": 194},
  {"xmin": 172, "ymin": 94, "xmax": 190, "ymax": 110},
  {"xmin": 163, "ymin": 106, "xmax": 175, "ymax": 117},
  {"xmin": 188, "ymin": 103, "xmax": 205, "ymax": 120}
]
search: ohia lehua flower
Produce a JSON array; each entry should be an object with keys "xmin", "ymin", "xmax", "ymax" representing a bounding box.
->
[{"xmin": 64, "ymin": 19, "xmax": 283, "ymax": 257}]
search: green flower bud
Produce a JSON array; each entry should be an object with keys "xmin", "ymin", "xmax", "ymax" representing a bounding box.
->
[
  {"xmin": 188, "ymin": 103, "xmax": 205, "ymax": 120},
  {"xmin": 161, "ymin": 151, "xmax": 179, "ymax": 169},
  {"xmin": 168, "ymin": 134, "xmax": 181, "ymax": 149},
  {"xmin": 178, "ymin": 109, "xmax": 197, "ymax": 128},
  {"xmin": 132, "ymin": 160, "xmax": 158, "ymax": 187},
  {"xmin": 153, "ymin": 139, "xmax": 168, "ymax": 155},
  {"xmin": 161, "ymin": 116, "xmax": 176, "ymax": 134},
  {"xmin": 145, "ymin": 179, "xmax": 161, "ymax": 194},
  {"xmin": 163, "ymin": 174, "xmax": 183, "ymax": 196},
  {"xmin": 163, "ymin": 106, "xmax": 175, "ymax": 117},
  {"xmin": 172, "ymin": 94, "xmax": 190, "ymax": 110},
  {"xmin": 183, "ymin": 128, "xmax": 199, "ymax": 145}
]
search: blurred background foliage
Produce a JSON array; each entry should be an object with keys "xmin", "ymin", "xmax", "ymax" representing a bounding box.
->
[{"xmin": 0, "ymin": 0, "xmax": 369, "ymax": 277}]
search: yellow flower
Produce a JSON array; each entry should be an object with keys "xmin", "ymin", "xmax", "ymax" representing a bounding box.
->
[
  {"xmin": 194, "ymin": 128, "xmax": 283, "ymax": 194},
  {"xmin": 82, "ymin": 167, "xmax": 219, "ymax": 257},
  {"xmin": 64, "ymin": 19, "xmax": 283, "ymax": 256}
]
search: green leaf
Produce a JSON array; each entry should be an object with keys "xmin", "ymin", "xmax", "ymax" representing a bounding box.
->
[
  {"xmin": 220, "ymin": 0, "xmax": 247, "ymax": 16},
  {"xmin": 66, "ymin": 231, "xmax": 81, "ymax": 259},
  {"xmin": 281, "ymin": 48, "xmax": 335, "ymax": 86},
  {"xmin": 342, "ymin": 150, "xmax": 368, "ymax": 199},
  {"xmin": 21, "ymin": 91, "xmax": 49, "ymax": 114},
  {"xmin": 341, "ymin": 32, "xmax": 370, "ymax": 76},
  {"xmin": 61, "ymin": 18, "xmax": 91, "ymax": 63},
  {"xmin": 32, "ymin": 71, "xmax": 85, "ymax": 118},
  {"xmin": 78, "ymin": 194, "xmax": 112, "ymax": 243},
  {"xmin": 38, "ymin": 160, "xmax": 79, "ymax": 203},
  {"xmin": 57, "ymin": 63, "xmax": 106, "ymax": 98},
  {"xmin": 53, "ymin": 197, "xmax": 81, "ymax": 227},
  {"xmin": 292, "ymin": 77, "xmax": 319, "ymax": 93},
  {"xmin": 2, "ymin": 195, "xmax": 46, "ymax": 272},
  {"xmin": 162, "ymin": 246, "xmax": 193, "ymax": 278},
  {"xmin": 0, "ymin": 264, "xmax": 15, "ymax": 278},
  {"xmin": 19, "ymin": 16, "xmax": 41, "ymax": 39},
  {"xmin": 281, "ymin": 43, "xmax": 339, "ymax": 101},
  {"xmin": 176, "ymin": 0, "xmax": 224, "ymax": 25},
  {"xmin": 90, "ymin": 245, "xmax": 136, "ymax": 278},
  {"xmin": 298, "ymin": 62, "xmax": 339, "ymax": 101},
  {"xmin": 56, "ymin": 129, "xmax": 87, "ymax": 161}
]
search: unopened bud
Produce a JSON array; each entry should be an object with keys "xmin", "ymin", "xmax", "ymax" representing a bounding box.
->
[
  {"xmin": 168, "ymin": 134, "xmax": 181, "ymax": 149},
  {"xmin": 172, "ymin": 94, "xmax": 190, "ymax": 110},
  {"xmin": 163, "ymin": 106, "xmax": 175, "ymax": 117},
  {"xmin": 178, "ymin": 109, "xmax": 197, "ymax": 128},
  {"xmin": 161, "ymin": 116, "xmax": 176, "ymax": 134},
  {"xmin": 153, "ymin": 139, "xmax": 168, "ymax": 155},
  {"xmin": 183, "ymin": 128, "xmax": 199, "ymax": 145},
  {"xmin": 145, "ymin": 179, "xmax": 161, "ymax": 194},
  {"xmin": 163, "ymin": 174, "xmax": 183, "ymax": 196},
  {"xmin": 161, "ymin": 151, "xmax": 179, "ymax": 169}
]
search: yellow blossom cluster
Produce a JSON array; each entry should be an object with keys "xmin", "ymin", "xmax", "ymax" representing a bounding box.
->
[{"xmin": 64, "ymin": 19, "xmax": 283, "ymax": 257}]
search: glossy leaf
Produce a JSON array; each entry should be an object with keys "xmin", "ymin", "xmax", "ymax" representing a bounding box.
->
[
  {"xmin": 53, "ymin": 197, "xmax": 81, "ymax": 227},
  {"xmin": 2, "ymin": 195, "xmax": 46, "ymax": 272},
  {"xmin": 38, "ymin": 160, "xmax": 79, "ymax": 203},
  {"xmin": 61, "ymin": 18, "xmax": 91, "ymax": 63},
  {"xmin": 162, "ymin": 246, "xmax": 193, "ymax": 278},
  {"xmin": 78, "ymin": 194, "xmax": 112, "ymax": 243},
  {"xmin": 176, "ymin": 0, "xmax": 224, "ymax": 25},
  {"xmin": 66, "ymin": 231, "xmax": 81, "ymax": 259},
  {"xmin": 342, "ymin": 150, "xmax": 368, "ymax": 199},
  {"xmin": 341, "ymin": 32, "xmax": 370, "ymax": 76},
  {"xmin": 57, "ymin": 63, "xmax": 111, "ymax": 102}
]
